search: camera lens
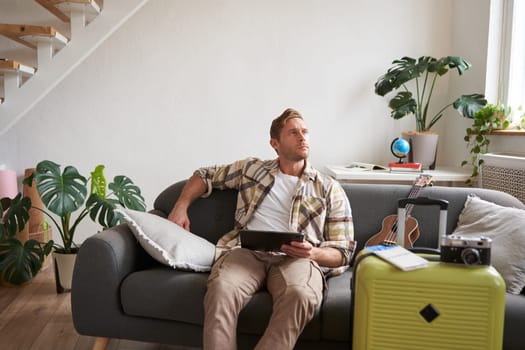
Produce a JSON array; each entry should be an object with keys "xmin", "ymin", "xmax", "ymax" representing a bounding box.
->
[{"xmin": 461, "ymin": 248, "xmax": 481, "ymax": 265}]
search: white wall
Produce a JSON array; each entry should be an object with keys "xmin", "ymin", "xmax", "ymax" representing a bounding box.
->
[
  {"xmin": 443, "ymin": 0, "xmax": 491, "ymax": 167},
  {"xmin": 0, "ymin": 0, "xmax": 491, "ymax": 243}
]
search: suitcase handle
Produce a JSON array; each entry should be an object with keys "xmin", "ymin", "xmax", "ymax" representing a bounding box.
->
[
  {"xmin": 397, "ymin": 197, "xmax": 449, "ymax": 249},
  {"xmin": 398, "ymin": 197, "xmax": 449, "ymax": 210}
]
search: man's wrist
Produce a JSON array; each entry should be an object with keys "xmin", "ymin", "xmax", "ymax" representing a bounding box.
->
[{"xmin": 173, "ymin": 199, "xmax": 190, "ymax": 212}]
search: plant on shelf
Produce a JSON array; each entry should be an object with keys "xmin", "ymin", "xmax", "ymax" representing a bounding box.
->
[
  {"xmin": 374, "ymin": 56, "xmax": 487, "ymax": 132},
  {"xmin": 462, "ymin": 104, "xmax": 511, "ymax": 181},
  {"xmin": 517, "ymin": 106, "xmax": 525, "ymax": 129},
  {"xmin": 0, "ymin": 194, "xmax": 54, "ymax": 285},
  {"xmin": 24, "ymin": 160, "xmax": 146, "ymax": 254}
]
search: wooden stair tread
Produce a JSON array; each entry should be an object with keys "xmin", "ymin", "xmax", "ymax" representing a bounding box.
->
[
  {"xmin": 35, "ymin": 0, "xmax": 103, "ymax": 23},
  {"xmin": 0, "ymin": 59, "xmax": 37, "ymax": 75},
  {"xmin": 0, "ymin": 24, "xmax": 69, "ymax": 49}
]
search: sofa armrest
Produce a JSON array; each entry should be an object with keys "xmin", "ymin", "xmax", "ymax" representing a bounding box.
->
[{"xmin": 71, "ymin": 223, "xmax": 146, "ymax": 337}]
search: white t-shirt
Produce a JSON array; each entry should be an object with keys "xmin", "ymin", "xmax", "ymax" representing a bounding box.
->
[{"xmin": 246, "ymin": 170, "xmax": 298, "ymax": 231}]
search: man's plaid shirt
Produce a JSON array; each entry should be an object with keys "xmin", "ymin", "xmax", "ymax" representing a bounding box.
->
[{"xmin": 195, "ymin": 157, "xmax": 356, "ymax": 276}]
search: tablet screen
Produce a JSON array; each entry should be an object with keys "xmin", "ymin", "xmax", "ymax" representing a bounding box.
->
[{"xmin": 239, "ymin": 230, "xmax": 304, "ymax": 252}]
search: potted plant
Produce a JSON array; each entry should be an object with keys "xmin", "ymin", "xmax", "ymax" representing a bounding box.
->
[
  {"xmin": 462, "ymin": 103, "xmax": 511, "ymax": 182},
  {"xmin": 0, "ymin": 194, "xmax": 54, "ymax": 285},
  {"xmin": 375, "ymin": 56, "xmax": 487, "ymax": 169},
  {"xmin": 24, "ymin": 160, "xmax": 146, "ymax": 292}
]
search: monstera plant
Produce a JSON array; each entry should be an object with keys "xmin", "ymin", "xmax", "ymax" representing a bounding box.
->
[
  {"xmin": 0, "ymin": 194, "xmax": 54, "ymax": 285},
  {"xmin": 374, "ymin": 56, "xmax": 487, "ymax": 132},
  {"xmin": 374, "ymin": 56, "xmax": 488, "ymax": 169},
  {"xmin": 24, "ymin": 160, "xmax": 146, "ymax": 254}
]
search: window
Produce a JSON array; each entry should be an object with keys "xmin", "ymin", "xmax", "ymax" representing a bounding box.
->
[
  {"xmin": 506, "ymin": 0, "xmax": 525, "ymax": 113},
  {"xmin": 488, "ymin": 0, "xmax": 525, "ymax": 122}
]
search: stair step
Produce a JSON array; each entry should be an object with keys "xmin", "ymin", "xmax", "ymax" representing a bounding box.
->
[
  {"xmin": 35, "ymin": 0, "xmax": 103, "ymax": 23},
  {"xmin": 0, "ymin": 59, "xmax": 37, "ymax": 75},
  {"xmin": 0, "ymin": 24, "xmax": 69, "ymax": 50}
]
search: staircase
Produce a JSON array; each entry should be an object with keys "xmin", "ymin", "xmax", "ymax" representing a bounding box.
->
[{"xmin": 0, "ymin": 0, "xmax": 149, "ymax": 135}]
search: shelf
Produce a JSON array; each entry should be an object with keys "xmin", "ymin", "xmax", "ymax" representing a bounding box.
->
[
  {"xmin": 0, "ymin": 59, "xmax": 36, "ymax": 75},
  {"xmin": 489, "ymin": 129, "xmax": 525, "ymax": 136},
  {"xmin": 0, "ymin": 24, "xmax": 69, "ymax": 50},
  {"xmin": 324, "ymin": 165, "xmax": 472, "ymax": 186},
  {"xmin": 35, "ymin": 0, "xmax": 103, "ymax": 23}
]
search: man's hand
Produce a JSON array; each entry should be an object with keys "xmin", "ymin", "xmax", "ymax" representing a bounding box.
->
[
  {"xmin": 168, "ymin": 205, "xmax": 191, "ymax": 231},
  {"xmin": 167, "ymin": 175, "xmax": 208, "ymax": 231},
  {"xmin": 280, "ymin": 240, "xmax": 315, "ymax": 259},
  {"xmin": 281, "ymin": 240, "xmax": 344, "ymax": 268}
]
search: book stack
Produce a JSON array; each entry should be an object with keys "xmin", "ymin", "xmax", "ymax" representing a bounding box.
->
[{"xmin": 388, "ymin": 162, "xmax": 422, "ymax": 172}]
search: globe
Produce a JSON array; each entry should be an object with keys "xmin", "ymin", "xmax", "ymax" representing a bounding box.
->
[{"xmin": 391, "ymin": 138, "xmax": 410, "ymax": 159}]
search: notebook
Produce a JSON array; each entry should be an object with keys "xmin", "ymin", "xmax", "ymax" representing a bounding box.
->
[{"xmin": 239, "ymin": 230, "xmax": 305, "ymax": 252}]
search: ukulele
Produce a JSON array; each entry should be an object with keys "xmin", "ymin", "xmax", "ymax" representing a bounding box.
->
[{"xmin": 364, "ymin": 174, "xmax": 433, "ymax": 248}]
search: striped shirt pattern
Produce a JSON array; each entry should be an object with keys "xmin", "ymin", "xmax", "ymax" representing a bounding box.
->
[{"xmin": 195, "ymin": 157, "xmax": 356, "ymax": 276}]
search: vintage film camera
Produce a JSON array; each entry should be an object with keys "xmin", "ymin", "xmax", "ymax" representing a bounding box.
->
[{"xmin": 440, "ymin": 235, "xmax": 492, "ymax": 266}]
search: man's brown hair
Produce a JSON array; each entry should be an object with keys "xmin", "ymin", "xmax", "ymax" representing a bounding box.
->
[{"xmin": 270, "ymin": 108, "xmax": 303, "ymax": 140}]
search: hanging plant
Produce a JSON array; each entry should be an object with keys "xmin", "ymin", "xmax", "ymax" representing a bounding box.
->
[{"xmin": 461, "ymin": 104, "xmax": 511, "ymax": 181}]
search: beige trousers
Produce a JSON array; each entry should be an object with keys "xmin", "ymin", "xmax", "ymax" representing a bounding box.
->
[{"xmin": 203, "ymin": 248, "xmax": 324, "ymax": 350}]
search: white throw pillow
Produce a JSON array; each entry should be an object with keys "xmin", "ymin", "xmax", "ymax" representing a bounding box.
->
[
  {"xmin": 117, "ymin": 208, "xmax": 215, "ymax": 272},
  {"xmin": 452, "ymin": 195, "xmax": 525, "ymax": 294}
]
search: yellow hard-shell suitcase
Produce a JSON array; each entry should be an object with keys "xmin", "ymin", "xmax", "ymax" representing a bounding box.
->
[
  {"xmin": 352, "ymin": 197, "xmax": 506, "ymax": 350},
  {"xmin": 352, "ymin": 256, "xmax": 505, "ymax": 350}
]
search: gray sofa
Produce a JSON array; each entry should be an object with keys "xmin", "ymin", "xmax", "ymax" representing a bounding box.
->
[{"xmin": 72, "ymin": 181, "xmax": 525, "ymax": 349}]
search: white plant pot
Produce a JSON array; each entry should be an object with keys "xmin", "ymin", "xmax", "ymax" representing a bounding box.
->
[
  {"xmin": 53, "ymin": 251, "xmax": 77, "ymax": 293},
  {"xmin": 402, "ymin": 132, "xmax": 439, "ymax": 170}
]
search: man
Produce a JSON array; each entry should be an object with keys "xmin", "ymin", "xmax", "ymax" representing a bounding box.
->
[{"xmin": 168, "ymin": 108, "xmax": 355, "ymax": 350}]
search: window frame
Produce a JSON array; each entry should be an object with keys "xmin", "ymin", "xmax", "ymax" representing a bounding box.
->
[{"xmin": 488, "ymin": 0, "xmax": 525, "ymax": 122}]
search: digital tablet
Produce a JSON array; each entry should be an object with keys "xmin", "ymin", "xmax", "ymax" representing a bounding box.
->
[{"xmin": 239, "ymin": 230, "xmax": 305, "ymax": 252}]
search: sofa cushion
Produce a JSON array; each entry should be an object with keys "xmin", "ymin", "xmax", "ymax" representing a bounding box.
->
[
  {"xmin": 117, "ymin": 208, "xmax": 215, "ymax": 272},
  {"xmin": 452, "ymin": 195, "xmax": 525, "ymax": 294},
  {"xmin": 321, "ymin": 270, "xmax": 352, "ymax": 341},
  {"xmin": 121, "ymin": 267, "xmax": 209, "ymax": 325},
  {"xmin": 504, "ymin": 293, "xmax": 525, "ymax": 349},
  {"xmin": 121, "ymin": 267, "xmax": 322, "ymax": 340}
]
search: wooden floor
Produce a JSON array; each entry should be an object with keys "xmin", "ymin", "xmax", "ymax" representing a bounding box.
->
[{"xmin": 0, "ymin": 263, "xmax": 200, "ymax": 350}]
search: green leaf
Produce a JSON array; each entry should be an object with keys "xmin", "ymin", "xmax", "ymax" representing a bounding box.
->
[
  {"xmin": 109, "ymin": 176, "xmax": 146, "ymax": 211},
  {"xmin": 34, "ymin": 160, "xmax": 88, "ymax": 217},
  {"xmin": 388, "ymin": 91, "xmax": 417, "ymax": 119},
  {"xmin": 375, "ymin": 56, "xmax": 420, "ymax": 96},
  {"xmin": 431, "ymin": 56, "xmax": 471, "ymax": 75},
  {"xmin": 87, "ymin": 175, "xmax": 145, "ymax": 228},
  {"xmin": 453, "ymin": 94, "xmax": 487, "ymax": 118},
  {"xmin": 420, "ymin": 56, "xmax": 441, "ymax": 74},
  {"xmin": 0, "ymin": 238, "xmax": 51, "ymax": 285},
  {"xmin": 90, "ymin": 165, "xmax": 107, "ymax": 198},
  {"xmin": 86, "ymin": 194, "xmax": 121, "ymax": 228},
  {"xmin": 1, "ymin": 194, "xmax": 31, "ymax": 237}
]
